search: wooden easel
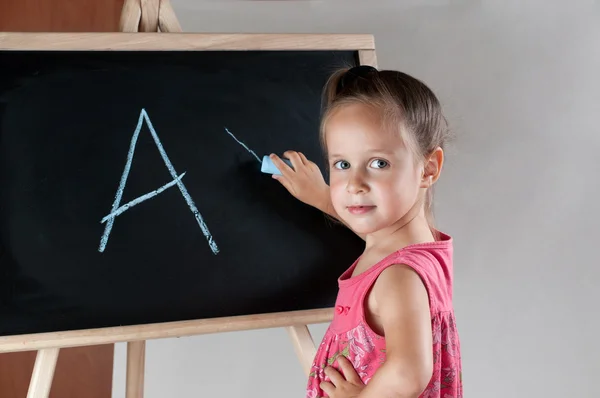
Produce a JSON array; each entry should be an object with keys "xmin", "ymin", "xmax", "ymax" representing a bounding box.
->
[
  {"xmin": 0, "ymin": 4, "xmax": 378, "ymax": 397},
  {"xmin": 15, "ymin": 2, "xmax": 335, "ymax": 398}
]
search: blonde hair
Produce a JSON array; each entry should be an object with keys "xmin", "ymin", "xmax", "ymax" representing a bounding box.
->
[{"xmin": 319, "ymin": 66, "xmax": 452, "ymax": 231}]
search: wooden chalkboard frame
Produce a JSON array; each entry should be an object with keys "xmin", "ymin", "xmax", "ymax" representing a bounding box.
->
[{"xmin": 0, "ymin": 31, "xmax": 377, "ymax": 397}]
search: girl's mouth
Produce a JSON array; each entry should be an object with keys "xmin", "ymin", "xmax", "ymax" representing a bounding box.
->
[{"xmin": 346, "ymin": 205, "xmax": 375, "ymax": 215}]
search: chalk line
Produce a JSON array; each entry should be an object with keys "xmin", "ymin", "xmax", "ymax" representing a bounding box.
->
[
  {"xmin": 99, "ymin": 109, "xmax": 219, "ymax": 255},
  {"xmin": 100, "ymin": 172, "xmax": 186, "ymax": 224},
  {"xmin": 142, "ymin": 110, "xmax": 219, "ymax": 254},
  {"xmin": 224, "ymin": 127, "xmax": 261, "ymax": 163},
  {"xmin": 98, "ymin": 109, "xmax": 145, "ymax": 253}
]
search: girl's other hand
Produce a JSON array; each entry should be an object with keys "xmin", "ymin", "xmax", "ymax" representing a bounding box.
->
[{"xmin": 269, "ymin": 151, "xmax": 330, "ymax": 213}]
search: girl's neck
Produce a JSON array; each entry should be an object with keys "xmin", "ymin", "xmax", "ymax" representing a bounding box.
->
[{"xmin": 364, "ymin": 203, "xmax": 435, "ymax": 253}]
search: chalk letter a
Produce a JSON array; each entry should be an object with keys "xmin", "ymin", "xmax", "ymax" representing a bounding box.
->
[{"xmin": 98, "ymin": 109, "xmax": 219, "ymax": 255}]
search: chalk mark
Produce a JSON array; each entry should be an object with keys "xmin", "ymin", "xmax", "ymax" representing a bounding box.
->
[
  {"xmin": 100, "ymin": 172, "xmax": 186, "ymax": 224},
  {"xmin": 224, "ymin": 127, "xmax": 261, "ymax": 163},
  {"xmin": 99, "ymin": 109, "xmax": 219, "ymax": 255}
]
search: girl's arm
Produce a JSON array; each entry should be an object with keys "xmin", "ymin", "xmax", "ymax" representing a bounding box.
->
[
  {"xmin": 357, "ymin": 264, "xmax": 434, "ymax": 398},
  {"xmin": 269, "ymin": 151, "xmax": 366, "ymax": 241}
]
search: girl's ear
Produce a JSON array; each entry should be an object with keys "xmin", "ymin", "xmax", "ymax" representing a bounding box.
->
[{"xmin": 420, "ymin": 147, "xmax": 444, "ymax": 188}]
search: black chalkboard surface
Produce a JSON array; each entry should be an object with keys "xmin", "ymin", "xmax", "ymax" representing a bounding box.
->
[{"xmin": 0, "ymin": 49, "xmax": 365, "ymax": 336}]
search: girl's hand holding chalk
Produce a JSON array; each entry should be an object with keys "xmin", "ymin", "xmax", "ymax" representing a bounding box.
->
[
  {"xmin": 261, "ymin": 155, "xmax": 292, "ymax": 175},
  {"xmin": 269, "ymin": 151, "xmax": 331, "ymax": 212}
]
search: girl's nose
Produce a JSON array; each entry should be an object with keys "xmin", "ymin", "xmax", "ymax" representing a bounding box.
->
[{"xmin": 346, "ymin": 172, "xmax": 368, "ymax": 194}]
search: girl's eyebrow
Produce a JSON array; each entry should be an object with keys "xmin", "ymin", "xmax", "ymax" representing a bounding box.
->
[
  {"xmin": 329, "ymin": 149, "xmax": 396, "ymax": 159},
  {"xmin": 366, "ymin": 148, "xmax": 395, "ymax": 155}
]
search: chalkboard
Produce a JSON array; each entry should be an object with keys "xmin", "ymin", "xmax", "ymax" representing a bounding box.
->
[{"xmin": 0, "ymin": 48, "xmax": 365, "ymax": 336}]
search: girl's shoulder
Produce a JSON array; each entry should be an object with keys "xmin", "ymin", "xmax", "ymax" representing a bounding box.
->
[
  {"xmin": 339, "ymin": 230, "xmax": 455, "ymax": 312},
  {"xmin": 390, "ymin": 230, "xmax": 455, "ymax": 312}
]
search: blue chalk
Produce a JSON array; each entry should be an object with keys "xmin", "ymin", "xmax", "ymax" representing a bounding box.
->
[{"xmin": 261, "ymin": 155, "xmax": 292, "ymax": 176}]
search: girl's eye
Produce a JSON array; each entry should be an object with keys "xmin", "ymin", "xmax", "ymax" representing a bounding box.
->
[
  {"xmin": 370, "ymin": 159, "xmax": 389, "ymax": 169},
  {"xmin": 333, "ymin": 160, "xmax": 350, "ymax": 170}
]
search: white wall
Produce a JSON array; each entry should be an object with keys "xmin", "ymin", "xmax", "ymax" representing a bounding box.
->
[{"xmin": 112, "ymin": 1, "xmax": 600, "ymax": 397}]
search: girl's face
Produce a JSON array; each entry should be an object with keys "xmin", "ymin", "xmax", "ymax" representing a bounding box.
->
[{"xmin": 325, "ymin": 103, "xmax": 424, "ymax": 236}]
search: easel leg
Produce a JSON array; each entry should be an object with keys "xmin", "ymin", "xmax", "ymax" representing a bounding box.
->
[
  {"xmin": 126, "ymin": 341, "xmax": 146, "ymax": 398},
  {"xmin": 139, "ymin": 0, "xmax": 160, "ymax": 32},
  {"xmin": 26, "ymin": 348, "xmax": 60, "ymax": 398},
  {"xmin": 119, "ymin": 0, "xmax": 182, "ymax": 33},
  {"xmin": 158, "ymin": 0, "xmax": 182, "ymax": 32},
  {"xmin": 286, "ymin": 325, "xmax": 317, "ymax": 377},
  {"xmin": 119, "ymin": 0, "xmax": 142, "ymax": 32}
]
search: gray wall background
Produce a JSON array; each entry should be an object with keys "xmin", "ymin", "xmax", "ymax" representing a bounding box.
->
[{"xmin": 111, "ymin": 1, "xmax": 600, "ymax": 397}]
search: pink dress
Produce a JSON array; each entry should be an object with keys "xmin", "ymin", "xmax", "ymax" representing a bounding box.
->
[{"xmin": 305, "ymin": 231, "xmax": 463, "ymax": 398}]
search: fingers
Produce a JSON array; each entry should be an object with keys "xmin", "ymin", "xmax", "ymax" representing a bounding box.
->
[
  {"xmin": 283, "ymin": 150, "xmax": 304, "ymax": 163},
  {"xmin": 337, "ymin": 356, "xmax": 363, "ymax": 385},
  {"xmin": 320, "ymin": 381, "xmax": 334, "ymax": 396},
  {"xmin": 323, "ymin": 365, "xmax": 346, "ymax": 387},
  {"xmin": 297, "ymin": 151, "xmax": 322, "ymax": 173},
  {"xmin": 283, "ymin": 150, "xmax": 306, "ymax": 170},
  {"xmin": 297, "ymin": 151, "xmax": 310, "ymax": 165},
  {"xmin": 269, "ymin": 153, "xmax": 294, "ymax": 177},
  {"xmin": 271, "ymin": 150, "xmax": 324, "ymax": 186}
]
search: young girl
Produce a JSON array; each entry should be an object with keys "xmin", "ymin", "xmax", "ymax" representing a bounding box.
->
[{"xmin": 269, "ymin": 65, "xmax": 462, "ymax": 398}]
